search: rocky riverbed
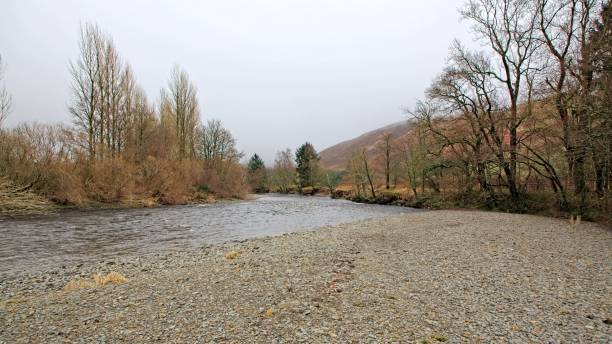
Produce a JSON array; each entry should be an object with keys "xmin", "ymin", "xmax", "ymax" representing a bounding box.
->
[{"xmin": 1, "ymin": 210, "xmax": 611, "ymax": 343}]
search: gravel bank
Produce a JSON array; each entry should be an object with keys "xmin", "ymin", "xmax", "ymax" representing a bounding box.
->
[{"xmin": 1, "ymin": 210, "xmax": 611, "ymax": 343}]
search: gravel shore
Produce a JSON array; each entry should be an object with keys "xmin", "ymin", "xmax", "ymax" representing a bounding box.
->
[{"xmin": 1, "ymin": 210, "xmax": 611, "ymax": 343}]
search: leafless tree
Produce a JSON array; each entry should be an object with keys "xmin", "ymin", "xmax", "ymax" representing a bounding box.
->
[
  {"xmin": 96, "ymin": 34, "xmax": 124, "ymax": 156},
  {"xmin": 115, "ymin": 64, "xmax": 136, "ymax": 154},
  {"xmin": 348, "ymin": 148, "xmax": 376, "ymax": 198},
  {"xmin": 68, "ymin": 23, "xmax": 102, "ymax": 157},
  {"xmin": 461, "ymin": 0, "xmax": 540, "ymax": 201},
  {"xmin": 69, "ymin": 22, "xmax": 136, "ymax": 158},
  {"xmin": 588, "ymin": 1, "xmax": 612, "ymax": 197},
  {"xmin": 376, "ymin": 132, "xmax": 394, "ymax": 190},
  {"xmin": 162, "ymin": 65, "xmax": 200, "ymax": 158},
  {"xmin": 271, "ymin": 148, "xmax": 296, "ymax": 193},
  {"xmin": 396, "ymin": 118, "xmax": 431, "ymax": 198},
  {"xmin": 127, "ymin": 87, "xmax": 155, "ymax": 160},
  {"xmin": 198, "ymin": 119, "xmax": 240, "ymax": 167},
  {"xmin": 0, "ymin": 54, "xmax": 12, "ymax": 128},
  {"xmin": 536, "ymin": 0, "xmax": 599, "ymax": 196},
  {"xmin": 425, "ymin": 43, "xmax": 503, "ymax": 196}
]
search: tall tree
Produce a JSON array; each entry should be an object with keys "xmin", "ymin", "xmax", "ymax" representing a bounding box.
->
[
  {"xmin": 68, "ymin": 23, "xmax": 102, "ymax": 157},
  {"xmin": 346, "ymin": 148, "xmax": 376, "ymax": 198},
  {"xmin": 0, "ymin": 54, "xmax": 11, "ymax": 128},
  {"xmin": 537, "ymin": 0, "xmax": 600, "ymax": 201},
  {"xmin": 271, "ymin": 148, "xmax": 295, "ymax": 193},
  {"xmin": 247, "ymin": 153, "xmax": 267, "ymax": 193},
  {"xmin": 162, "ymin": 65, "xmax": 200, "ymax": 158},
  {"xmin": 589, "ymin": 1, "xmax": 612, "ymax": 197},
  {"xmin": 198, "ymin": 119, "xmax": 241, "ymax": 168},
  {"xmin": 295, "ymin": 142, "xmax": 319, "ymax": 188},
  {"xmin": 376, "ymin": 132, "xmax": 395, "ymax": 189},
  {"xmin": 69, "ymin": 22, "xmax": 138, "ymax": 158},
  {"xmin": 461, "ymin": 0, "xmax": 539, "ymax": 201},
  {"xmin": 127, "ymin": 87, "xmax": 155, "ymax": 161}
]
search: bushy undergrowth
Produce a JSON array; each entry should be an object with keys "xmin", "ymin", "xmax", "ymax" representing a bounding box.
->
[
  {"xmin": 340, "ymin": 185, "xmax": 611, "ymax": 223},
  {"xmin": 0, "ymin": 124, "xmax": 247, "ymax": 212}
]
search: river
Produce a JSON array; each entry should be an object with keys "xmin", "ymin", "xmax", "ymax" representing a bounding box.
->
[{"xmin": 0, "ymin": 194, "xmax": 419, "ymax": 276}]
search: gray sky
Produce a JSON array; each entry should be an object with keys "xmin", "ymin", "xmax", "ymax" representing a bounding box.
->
[{"xmin": 0, "ymin": 0, "xmax": 473, "ymax": 163}]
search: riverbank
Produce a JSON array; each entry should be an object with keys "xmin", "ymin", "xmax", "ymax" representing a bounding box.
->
[
  {"xmin": 0, "ymin": 189, "xmax": 249, "ymax": 218},
  {"xmin": 1, "ymin": 210, "xmax": 611, "ymax": 343},
  {"xmin": 329, "ymin": 187, "xmax": 612, "ymax": 225}
]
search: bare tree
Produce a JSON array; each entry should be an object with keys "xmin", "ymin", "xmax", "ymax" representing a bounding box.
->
[
  {"xmin": 198, "ymin": 119, "xmax": 240, "ymax": 167},
  {"xmin": 346, "ymin": 150, "xmax": 367, "ymax": 197},
  {"xmin": 536, "ymin": 0, "xmax": 599, "ymax": 197},
  {"xmin": 271, "ymin": 148, "xmax": 295, "ymax": 193},
  {"xmin": 127, "ymin": 87, "xmax": 155, "ymax": 160},
  {"xmin": 588, "ymin": 1, "xmax": 612, "ymax": 197},
  {"xmin": 68, "ymin": 23, "xmax": 102, "ymax": 157},
  {"xmin": 116, "ymin": 64, "xmax": 136, "ymax": 154},
  {"xmin": 376, "ymin": 132, "xmax": 394, "ymax": 190},
  {"xmin": 425, "ymin": 43, "xmax": 502, "ymax": 197},
  {"xmin": 0, "ymin": 54, "xmax": 11, "ymax": 128},
  {"xmin": 396, "ymin": 119, "xmax": 430, "ymax": 198},
  {"xmin": 461, "ymin": 0, "xmax": 540, "ymax": 201},
  {"xmin": 96, "ymin": 34, "xmax": 124, "ymax": 156},
  {"xmin": 349, "ymin": 147, "xmax": 376, "ymax": 198},
  {"xmin": 162, "ymin": 65, "xmax": 200, "ymax": 158},
  {"xmin": 69, "ymin": 22, "xmax": 136, "ymax": 158}
]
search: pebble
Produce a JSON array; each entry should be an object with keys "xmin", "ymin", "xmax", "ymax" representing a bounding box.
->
[{"xmin": 1, "ymin": 210, "xmax": 611, "ymax": 343}]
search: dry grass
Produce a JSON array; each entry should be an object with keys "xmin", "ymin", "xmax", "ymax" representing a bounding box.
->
[
  {"xmin": 63, "ymin": 279, "xmax": 96, "ymax": 291},
  {"xmin": 0, "ymin": 176, "xmax": 54, "ymax": 216},
  {"xmin": 63, "ymin": 272, "xmax": 128, "ymax": 291},
  {"xmin": 93, "ymin": 271, "xmax": 128, "ymax": 285},
  {"xmin": 224, "ymin": 251, "xmax": 240, "ymax": 260}
]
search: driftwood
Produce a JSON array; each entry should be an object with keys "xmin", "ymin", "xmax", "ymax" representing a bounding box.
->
[{"xmin": 0, "ymin": 176, "xmax": 54, "ymax": 216}]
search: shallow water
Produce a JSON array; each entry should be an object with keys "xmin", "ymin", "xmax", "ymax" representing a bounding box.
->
[{"xmin": 0, "ymin": 194, "xmax": 418, "ymax": 276}]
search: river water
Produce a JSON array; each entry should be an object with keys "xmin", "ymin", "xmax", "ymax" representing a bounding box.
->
[{"xmin": 0, "ymin": 194, "xmax": 418, "ymax": 276}]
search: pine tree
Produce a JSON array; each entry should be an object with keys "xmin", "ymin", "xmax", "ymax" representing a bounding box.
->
[
  {"xmin": 247, "ymin": 154, "xmax": 265, "ymax": 173},
  {"xmin": 247, "ymin": 154, "xmax": 267, "ymax": 193},
  {"xmin": 295, "ymin": 142, "xmax": 319, "ymax": 188}
]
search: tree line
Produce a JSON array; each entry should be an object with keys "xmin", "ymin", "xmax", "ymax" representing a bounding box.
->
[
  {"xmin": 246, "ymin": 142, "xmax": 343, "ymax": 195},
  {"xmin": 344, "ymin": 0, "xmax": 611, "ymax": 219},
  {"xmin": 0, "ymin": 23, "xmax": 247, "ymax": 208}
]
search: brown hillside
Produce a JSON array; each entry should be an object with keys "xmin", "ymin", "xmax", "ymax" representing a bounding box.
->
[{"xmin": 319, "ymin": 121, "xmax": 411, "ymax": 171}]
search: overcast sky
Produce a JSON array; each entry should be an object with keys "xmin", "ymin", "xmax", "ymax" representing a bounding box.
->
[{"xmin": 0, "ymin": 0, "xmax": 474, "ymax": 163}]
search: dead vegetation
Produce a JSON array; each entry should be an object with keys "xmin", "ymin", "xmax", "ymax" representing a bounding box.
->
[
  {"xmin": 0, "ymin": 23, "xmax": 248, "ymax": 215},
  {"xmin": 0, "ymin": 176, "xmax": 54, "ymax": 216},
  {"xmin": 63, "ymin": 272, "xmax": 128, "ymax": 291}
]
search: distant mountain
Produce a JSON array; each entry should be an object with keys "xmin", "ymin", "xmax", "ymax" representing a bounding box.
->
[{"xmin": 319, "ymin": 120, "xmax": 411, "ymax": 171}]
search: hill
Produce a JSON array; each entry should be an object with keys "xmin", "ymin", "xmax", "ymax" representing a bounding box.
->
[{"xmin": 319, "ymin": 120, "xmax": 411, "ymax": 171}]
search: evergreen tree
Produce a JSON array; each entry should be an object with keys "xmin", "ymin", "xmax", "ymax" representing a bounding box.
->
[
  {"xmin": 247, "ymin": 153, "xmax": 265, "ymax": 173},
  {"xmin": 247, "ymin": 153, "xmax": 267, "ymax": 193},
  {"xmin": 295, "ymin": 142, "xmax": 319, "ymax": 188}
]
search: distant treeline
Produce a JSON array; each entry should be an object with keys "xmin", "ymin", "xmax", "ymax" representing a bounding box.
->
[{"xmin": 245, "ymin": 142, "xmax": 343, "ymax": 195}]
